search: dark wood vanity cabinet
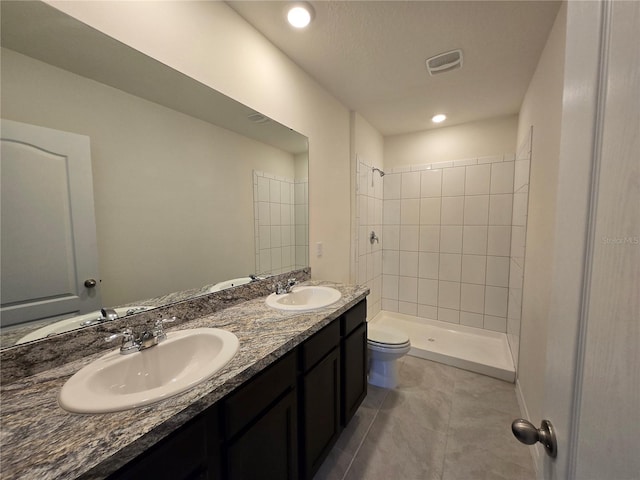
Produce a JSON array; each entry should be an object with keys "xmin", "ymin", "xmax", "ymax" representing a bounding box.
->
[
  {"xmin": 300, "ymin": 321, "xmax": 341, "ymax": 480},
  {"xmin": 108, "ymin": 299, "xmax": 367, "ymax": 480},
  {"xmin": 223, "ymin": 351, "xmax": 298, "ymax": 480},
  {"xmin": 341, "ymin": 300, "xmax": 368, "ymax": 425},
  {"xmin": 107, "ymin": 404, "xmax": 221, "ymax": 480}
]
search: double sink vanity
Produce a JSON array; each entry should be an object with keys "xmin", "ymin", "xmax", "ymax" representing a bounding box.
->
[{"xmin": 0, "ymin": 272, "xmax": 369, "ymax": 480}]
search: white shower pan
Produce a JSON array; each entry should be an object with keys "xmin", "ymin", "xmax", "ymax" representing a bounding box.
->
[{"xmin": 370, "ymin": 310, "xmax": 515, "ymax": 382}]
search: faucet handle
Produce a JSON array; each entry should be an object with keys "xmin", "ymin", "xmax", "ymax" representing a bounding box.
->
[
  {"xmin": 105, "ymin": 328, "xmax": 133, "ymax": 343},
  {"xmin": 153, "ymin": 317, "xmax": 177, "ymax": 342},
  {"xmin": 105, "ymin": 328, "xmax": 138, "ymax": 354}
]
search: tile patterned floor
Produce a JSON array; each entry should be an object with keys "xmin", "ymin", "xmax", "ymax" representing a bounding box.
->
[{"xmin": 315, "ymin": 355, "xmax": 536, "ymax": 480}]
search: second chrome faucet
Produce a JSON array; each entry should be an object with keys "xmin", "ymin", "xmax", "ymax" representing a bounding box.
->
[{"xmin": 105, "ymin": 317, "xmax": 176, "ymax": 355}]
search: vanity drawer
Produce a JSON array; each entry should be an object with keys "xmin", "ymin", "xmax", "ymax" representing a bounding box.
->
[
  {"xmin": 301, "ymin": 320, "xmax": 340, "ymax": 373},
  {"xmin": 225, "ymin": 351, "xmax": 297, "ymax": 439},
  {"xmin": 341, "ymin": 300, "xmax": 366, "ymax": 337}
]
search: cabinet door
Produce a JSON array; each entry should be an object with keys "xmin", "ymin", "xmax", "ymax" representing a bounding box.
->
[
  {"xmin": 226, "ymin": 389, "xmax": 298, "ymax": 480},
  {"xmin": 342, "ymin": 322, "xmax": 367, "ymax": 425},
  {"xmin": 302, "ymin": 347, "xmax": 341, "ymax": 480},
  {"xmin": 107, "ymin": 414, "xmax": 210, "ymax": 480}
]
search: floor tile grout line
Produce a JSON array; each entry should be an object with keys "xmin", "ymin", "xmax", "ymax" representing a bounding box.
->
[
  {"xmin": 339, "ymin": 382, "xmax": 391, "ymax": 480},
  {"xmin": 438, "ymin": 371, "xmax": 460, "ymax": 480}
]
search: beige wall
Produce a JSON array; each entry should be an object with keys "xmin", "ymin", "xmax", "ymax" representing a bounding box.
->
[
  {"xmin": 384, "ymin": 115, "xmax": 518, "ymax": 169},
  {"xmin": 2, "ymin": 48, "xmax": 296, "ymax": 306},
  {"xmin": 47, "ymin": 0, "xmax": 352, "ymax": 283},
  {"xmin": 515, "ymin": 1, "xmax": 566, "ymax": 445}
]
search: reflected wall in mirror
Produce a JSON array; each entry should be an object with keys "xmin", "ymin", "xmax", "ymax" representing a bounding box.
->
[{"xmin": 0, "ymin": 1, "xmax": 309, "ymax": 348}]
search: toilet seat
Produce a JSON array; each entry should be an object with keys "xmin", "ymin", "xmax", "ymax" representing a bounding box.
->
[{"xmin": 367, "ymin": 324, "xmax": 410, "ymax": 347}]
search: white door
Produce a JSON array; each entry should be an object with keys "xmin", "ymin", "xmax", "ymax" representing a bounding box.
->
[
  {"xmin": 1, "ymin": 120, "xmax": 101, "ymax": 327},
  {"xmin": 538, "ymin": 1, "xmax": 639, "ymax": 478}
]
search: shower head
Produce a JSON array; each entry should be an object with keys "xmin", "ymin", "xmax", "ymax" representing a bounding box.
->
[{"xmin": 372, "ymin": 167, "xmax": 385, "ymax": 177}]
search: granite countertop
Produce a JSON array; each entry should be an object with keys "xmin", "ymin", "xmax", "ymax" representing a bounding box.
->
[{"xmin": 0, "ymin": 282, "xmax": 368, "ymax": 480}]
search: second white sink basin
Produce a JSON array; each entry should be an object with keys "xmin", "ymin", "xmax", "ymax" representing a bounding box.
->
[
  {"xmin": 266, "ymin": 286, "xmax": 342, "ymax": 312},
  {"xmin": 59, "ymin": 328, "xmax": 239, "ymax": 413}
]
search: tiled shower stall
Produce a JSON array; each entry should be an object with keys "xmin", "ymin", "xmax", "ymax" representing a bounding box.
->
[{"xmin": 355, "ymin": 138, "xmax": 531, "ymax": 369}]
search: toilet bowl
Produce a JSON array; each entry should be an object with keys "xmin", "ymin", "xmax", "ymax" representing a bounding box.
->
[{"xmin": 367, "ymin": 323, "xmax": 411, "ymax": 389}]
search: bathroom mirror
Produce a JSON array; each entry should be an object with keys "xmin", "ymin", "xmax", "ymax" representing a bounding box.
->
[{"xmin": 0, "ymin": 1, "xmax": 309, "ymax": 348}]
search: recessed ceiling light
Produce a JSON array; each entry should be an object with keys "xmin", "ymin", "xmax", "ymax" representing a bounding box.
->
[
  {"xmin": 432, "ymin": 114, "xmax": 447, "ymax": 123},
  {"xmin": 287, "ymin": 3, "xmax": 314, "ymax": 29}
]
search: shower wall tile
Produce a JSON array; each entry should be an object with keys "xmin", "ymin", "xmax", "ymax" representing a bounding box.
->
[
  {"xmin": 490, "ymin": 162, "xmax": 515, "ymax": 194},
  {"xmin": 421, "ymin": 170, "xmax": 442, "ymax": 197},
  {"xmin": 400, "ymin": 226, "xmax": 420, "ymax": 251},
  {"xmin": 398, "ymin": 301, "xmax": 418, "ymax": 316},
  {"xmin": 478, "ymin": 154, "xmax": 503, "ymax": 164},
  {"xmin": 382, "ymin": 274, "xmax": 399, "ymax": 300},
  {"xmin": 463, "ymin": 195, "xmax": 489, "ymax": 225},
  {"xmin": 398, "ymin": 276, "xmax": 418, "ymax": 303},
  {"xmin": 487, "ymin": 226, "xmax": 511, "ymax": 256},
  {"xmin": 383, "ymin": 200, "xmax": 401, "ymax": 224},
  {"xmin": 462, "ymin": 226, "xmax": 488, "ymax": 255},
  {"xmin": 484, "ymin": 286, "xmax": 508, "ymax": 317},
  {"xmin": 438, "ymin": 281, "xmax": 460, "ymax": 310},
  {"xmin": 419, "ymin": 226, "xmax": 440, "ymax": 252},
  {"xmin": 420, "ymin": 198, "xmax": 441, "ymax": 224},
  {"xmin": 399, "ymin": 251, "xmax": 419, "ymax": 277},
  {"xmin": 383, "ymin": 173, "xmax": 401, "ymax": 199},
  {"xmin": 418, "ymin": 278, "xmax": 438, "ymax": 306},
  {"xmin": 514, "ymin": 160, "xmax": 530, "ymax": 193},
  {"xmin": 383, "ymin": 225, "xmax": 400, "ymax": 250},
  {"xmin": 355, "ymin": 162, "xmax": 383, "ymax": 318},
  {"xmin": 418, "ymin": 252, "xmax": 439, "ymax": 279},
  {"xmin": 418, "ymin": 304, "xmax": 438, "ymax": 319},
  {"xmin": 439, "ymin": 253, "xmax": 462, "ymax": 282},
  {"xmin": 489, "ymin": 194, "xmax": 513, "ymax": 225},
  {"xmin": 442, "ymin": 168, "xmax": 465, "ymax": 196},
  {"xmin": 440, "ymin": 226, "xmax": 463, "ymax": 253},
  {"xmin": 486, "ymin": 256, "xmax": 510, "ymax": 287},
  {"xmin": 441, "ymin": 197, "xmax": 464, "ymax": 225},
  {"xmin": 484, "ymin": 315, "xmax": 507, "ymax": 333},
  {"xmin": 461, "ymin": 255, "xmax": 486, "ymax": 284},
  {"xmin": 379, "ymin": 153, "xmax": 520, "ymax": 334},
  {"xmin": 400, "ymin": 199, "xmax": 420, "ymax": 224},
  {"xmin": 438, "ymin": 307, "xmax": 460, "ymax": 324},
  {"xmin": 461, "ymin": 283, "xmax": 485, "ymax": 314},
  {"xmin": 465, "ymin": 164, "xmax": 491, "ymax": 195},
  {"xmin": 401, "ymin": 172, "xmax": 421, "ymax": 198},
  {"xmin": 460, "ymin": 311, "xmax": 484, "ymax": 329},
  {"xmin": 512, "ymin": 193, "xmax": 529, "ymax": 226},
  {"xmin": 382, "ymin": 250, "xmax": 400, "ymax": 275}
]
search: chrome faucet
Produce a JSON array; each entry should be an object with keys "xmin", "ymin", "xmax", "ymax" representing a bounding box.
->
[
  {"xmin": 105, "ymin": 317, "xmax": 176, "ymax": 354},
  {"xmin": 275, "ymin": 278, "xmax": 297, "ymax": 295}
]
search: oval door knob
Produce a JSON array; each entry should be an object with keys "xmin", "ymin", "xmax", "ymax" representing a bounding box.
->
[
  {"xmin": 84, "ymin": 278, "xmax": 97, "ymax": 288},
  {"xmin": 512, "ymin": 418, "xmax": 558, "ymax": 458}
]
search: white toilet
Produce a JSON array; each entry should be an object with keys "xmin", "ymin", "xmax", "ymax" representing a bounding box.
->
[{"xmin": 367, "ymin": 323, "xmax": 411, "ymax": 389}]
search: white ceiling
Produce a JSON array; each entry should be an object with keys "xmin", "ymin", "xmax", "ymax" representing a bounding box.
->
[{"xmin": 227, "ymin": 1, "xmax": 561, "ymax": 136}]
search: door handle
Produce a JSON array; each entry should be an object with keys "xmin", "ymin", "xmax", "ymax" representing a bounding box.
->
[
  {"xmin": 511, "ymin": 418, "xmax": 557, "ymax": 458},
  {"xmin": 84, "ymin": 278, "xmax": 97, "ymax": 288}
]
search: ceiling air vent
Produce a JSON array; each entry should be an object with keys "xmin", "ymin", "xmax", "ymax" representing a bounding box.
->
[{"xmin": 426, "ymin": 49, "xmax": 463, "ymax": 76}]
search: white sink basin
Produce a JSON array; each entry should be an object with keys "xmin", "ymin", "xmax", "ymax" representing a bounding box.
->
[
  {"xmin": 16, "ymin": 306, "xmax": 153, "ymax": 344},
  {"xmin": 58, "ymin": 328, "xmax": 239, "ymax": 413},
  {"xmin": 265, "ymin": 286, "xmax": 342, "ymax": 312},
  {"xmin": 208, "ymin": 277, "xmax": 253, "ymax": 292}
]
